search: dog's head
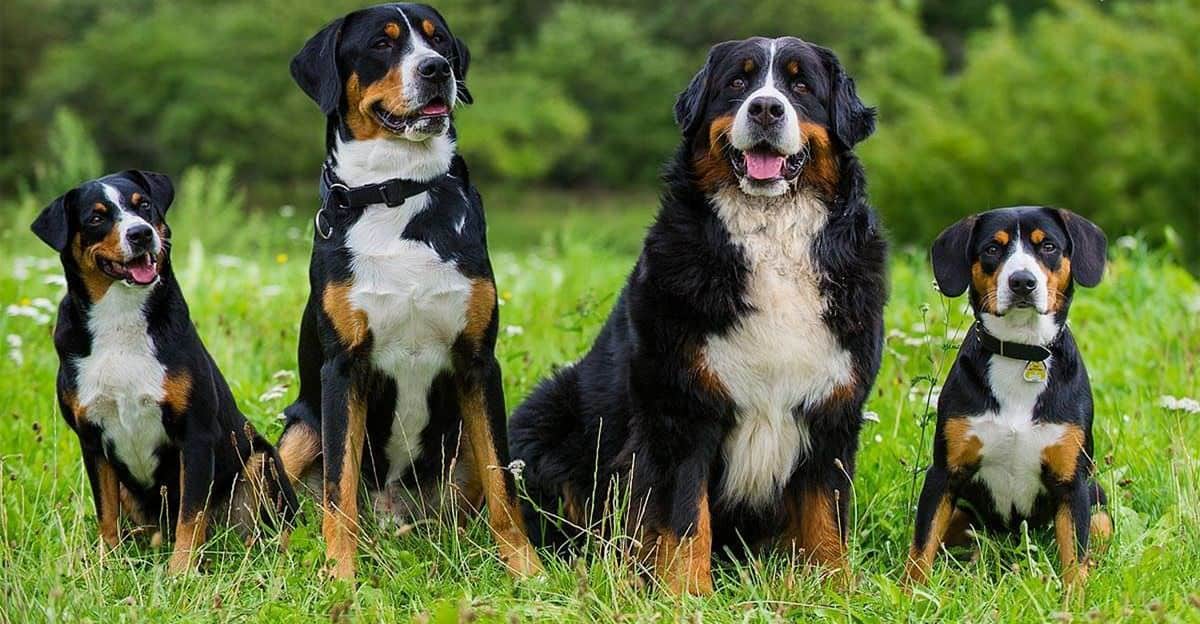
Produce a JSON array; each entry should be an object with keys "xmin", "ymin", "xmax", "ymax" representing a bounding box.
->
[
  {"xmin": 675, "ymin": 37, "xmax": 875, "ymax": 198},
  {"xmin": 291, "ymin": 3, "xmax": 471, "ymax": 143},
  {"xmin": 932, "ymin": 206, "xmax": 1107, "ymax": 324},
  {"xmin": 32, "ymin": 170, "xmax": 174, "ymax": 296}
]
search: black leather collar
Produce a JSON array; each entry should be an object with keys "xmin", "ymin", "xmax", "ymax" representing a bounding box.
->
[
  {"xmin": 315, "ymin": 162, "xmax": 441, "ymax": 239},
  {"xmin": 974, "ymin": 321, "xmax": 1055, "ymax": 362}
]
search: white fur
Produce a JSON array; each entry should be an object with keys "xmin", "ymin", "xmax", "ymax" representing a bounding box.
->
[
  {"xmin": 395, "ymin": 7, "xmax": 459, "ymax": 110},
  {"xmin": 730, "ymin": 40, "xmax": 802, "ymax": 158},
  {"xmin": 705, "ymin": 189, "xmax": 855, "ymax": 509},
  {"xmin": 101, "ymin": 183, "xmax": 162, "ymax": 262},
  {"xmin": 996, "ymin": 237, "xmax": 1049, "ymax": 314},
  {"xmin": 968, "ymin": 353, "xmax": 1063, "ymax": 520},
  {"xmin": 75, "ymin": 282, "xmax": 169, "ymax": 486},
  {"xmin": 334, "ymin": 135, "xmax": 468, "ymax": 485}
]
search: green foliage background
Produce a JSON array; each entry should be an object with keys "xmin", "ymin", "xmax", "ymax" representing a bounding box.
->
[{"xmin": 1, "ymin": 0, "xmax": 1197, "ymax": 261}]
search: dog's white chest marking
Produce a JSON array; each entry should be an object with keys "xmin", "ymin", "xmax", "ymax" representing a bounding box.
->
[
  {"xmin": 76, "ymin": 284, "xmax": 170, "ymax": 486},
  {"xmin": 344, "ymin": 195, "xmax": 471, "ymax": 484},
  {"xmin": 968, "ymin": 355, "xmax": 1063, "ymax": 519},
  {"xmin": 705, "ymin": 191, "xmax": 855, "ymax": 509}
]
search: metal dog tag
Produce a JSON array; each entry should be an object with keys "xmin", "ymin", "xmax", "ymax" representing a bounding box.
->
[{"xmin": 1023, "ymin": 360, "xmax": 1048, "ymax": 383}]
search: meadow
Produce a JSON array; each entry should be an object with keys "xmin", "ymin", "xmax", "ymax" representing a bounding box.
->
[{"xmin": 0, "ymin": 178, "xmax": 1197, "ymax": 622}]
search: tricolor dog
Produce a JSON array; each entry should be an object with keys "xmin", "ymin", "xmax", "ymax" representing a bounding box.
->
[
  {"xmin": 32, "ymin": 170, "xmax": 300, "ymax": 574},
  {"xmin": 509, "ymin": 37, "xmax": 886, "ymax": 594},
  {"xmin": 276, "ymin": 3, "xmax": 542, "ymax": 580},
  {"xmin": 906, "ymin": 206, "xmax": 1111, "ymax": 590}
]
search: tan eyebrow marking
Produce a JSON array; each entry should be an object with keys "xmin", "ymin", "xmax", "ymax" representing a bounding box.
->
[
  {"xmin": 743, "ymin": 59, "xmax": 755, "ymax": 73},
  {"xmin": 422, "ymin": 19, "xmax": 435, "ymax": 37},
  {"xmin": 130, "ymin": 192, "xmax": 142, "ymax": 206},
  {"xmin": 384, "ymin": 22, "xmax": 401, "ymax": 39},
  {"xmin": 787, "ymin": 60, "xmax": 800, "ymax": 75},
  {"xmin": 1030, "ymin": 228, "xmax": 1045, "ymax": 244},
  {"xmin": 93, "ymin": 202, "xmax": 108, "ymax": 214},
  {"xmin": 994, "ymin": 230, "xmax": 1010, "ymax": 245}
]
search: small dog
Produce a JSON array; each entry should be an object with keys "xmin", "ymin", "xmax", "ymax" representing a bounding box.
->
[
  {"xmin": 32, "ymin": 170, "xmax": 300, "ymax": 574},
  {"xmin": 509, "ymin": 37, "xmax": 885, "ymax": 594},
  {"xmin": 907, "ymin": 206, "xmax": 1111, "ymax": 589},
  {"xmin": 276, "ymin": 3, "xmax": 542, "ymax": 581}
]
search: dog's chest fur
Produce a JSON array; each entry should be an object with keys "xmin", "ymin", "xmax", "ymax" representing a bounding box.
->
[
  {"xmin": 704, "ymin": 190, "xmax": 855, "ymax": 509},
  {"xmin": 344, "ymin": 194, "xmax": 472, "ymax": 483},
  {"xmin": 75, "ymin": 285, "xmax": 170, "ymax": 486},
  {"xmin": 967, "ymin": 355, "xmax": 1064, "ymax": 520}
]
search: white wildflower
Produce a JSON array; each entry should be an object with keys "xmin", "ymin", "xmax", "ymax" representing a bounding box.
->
[
  {"xmin": 272, "ymin": 369, "xmax": 295, "ymax": 382},
  {"xmin": 1116, "ymin": 235, "xmax": 1137, "ymax": 250},
  {"xmin": 215, "ymin": 255, "xmax": 243, "ymax": 268},
  {"xmin": 7, "ymin": 335, "xmax": 22, "ymax": 366},
  {"xmin": 1187, "ymin": 296, "xmax": 1200, "ymax": 315},
  {"xmin": 259, "ymin": 385, "xmax": 288, "ymax": 403},
  {"xmin": 1160, "ymin": 395, "xmax": 1200, "ymax": 414},
  {"xmin": 287, "ymin": 227, "xmax": 302, "ymax": 240},
  {"xmin": 261, "ymin": 285, "xmax": 283, "ymax": 298},
  {"xmin": 507, "ymin": 459, "xmax": 526, "ymax": 481},
  {"xmin": 279, "ymin": 205, "xmax": 296, "ymax": 218},
  {"xmin": 7, "ymin": 335, "xmax": 22, "ymax": 348},
  {"xmin": 32, "ymin": 298, "xmax": 55, "ymax": 311},
  {"xmin": 874, "ymin": 434, "xmax": 883, "ymax": 444},
  {"xmin": 43, "ymin": 274, "xmax": 67, "ymax": 288},
  {"xmin": 862, "ymin": 410, "xmax": 880, "ymax": 423},
  {"xmin": 504, "ymin": 325, "xmax": 525, "ymax": 336}
]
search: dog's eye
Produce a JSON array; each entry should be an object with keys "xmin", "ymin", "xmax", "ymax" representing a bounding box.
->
[
  {"xmin": 372, "ymin": 38, "xmax": 392, "ymax": 50},
  {"xmin": 138, "ymin": 200, "xmax": 151, "ymax": 212},
  {"xmin": 87, "ymin": 214, "xmax": 104, "ymax": 226},
  {"xmin": 430, "ymin": 33, "xmax": 444, "ymax": 45},
  {"xmin": 983, "ymin": 243, "xmax": 1002, "ymax": 256},
  {"xmin": 730, "ymin": 78, "xmax": 746, "ymax": 91},
  {"xmin": 1041, "ymin": 241, "xmax": 1057, "ymax": 254},
  {"xmin": 792, "ymin": 81, "xmax": 808, "ymax": 95}
]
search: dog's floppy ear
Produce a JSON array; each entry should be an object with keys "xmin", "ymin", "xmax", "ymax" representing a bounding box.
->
[
  {"xmin": 32, "ymin": 188, "xmax": 78, "ymax": 252},
  {"xmin": 122, "ymin": 169, "xmax": 175, "ymax": 218},
  {"xmin": 291, "ymin": 17, "xmax": 345, "ymax": 116},
  {"xmin": 451, "ymin": 36, "xmax": 473, "ymax": 105},
  {"xmin": 815, "ymin": 45, "xmax": 876, "ymax": 149},
  {"xmin": 675, "ymin": 41, "xmax": 734, "ymax": 138},
  {"xmin": 1052, "ymin": 207, "xmax": 1107, "ymax": 287},
  {"xmin": 930, "ymin": 215, "xmax": 978, "ymax": 297}
]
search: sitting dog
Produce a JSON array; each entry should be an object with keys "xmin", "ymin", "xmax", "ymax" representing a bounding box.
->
[
  {"xmin": 276, "ymin": 3, "xmax": 542, "ymax": 580},
  {"xmin": 509, "ymin": 37, "xmax": 886, "ymax": 594},
  {"xmin": 32, "ymin": 170, "xmax": 300, "ymax": 574},
  {"xmin": 906, "ymin": 206, "xmax": 1112, "ymax": 590}
]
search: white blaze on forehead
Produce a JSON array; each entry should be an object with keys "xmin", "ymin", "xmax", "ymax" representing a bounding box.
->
[
  {"xmin": 730, "ymin": 38, "xmax": 802, "ymax": 155},
  {"xmin": 395, "ymin": 6, "xmax": 457, "ymax": 107},
  {"xmin": 102, "ymin": 182, "xmax": 160, "ymax": 259},
  {"xmin": 996, "ymin": 228, "xmax": 1048, "ymax": 313}
]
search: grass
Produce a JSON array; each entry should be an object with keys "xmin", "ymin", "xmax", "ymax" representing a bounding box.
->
[{"xmin": 1, "ymin": 180, "xmax": 1198, "ymax": 623}]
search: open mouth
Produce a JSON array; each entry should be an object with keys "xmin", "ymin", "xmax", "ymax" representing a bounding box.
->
[
  {"xmin": 97, "ymin": 253, "xmax": 159, "ymax": 286},
  {"xmin": 729, "ymin": 146, "xmax": 806, "ymax": 183},
  {"xmin": 372, "ymin": 98, "xmax": 450, "ymax": 134}
]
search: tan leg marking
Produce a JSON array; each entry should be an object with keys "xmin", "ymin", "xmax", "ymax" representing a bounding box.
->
[
  {"xmin": 97, "ymin": 459, "xmax": 121, "ymax": 552},
  {"xmin": 323, "ymin": 391, "xmax": 366, "ymax": 580},
  {"xmin": 168, "ymin": 456, "xmax": 209, "ymax": 575},
  {"xmin": 1055, "ymin": 503, "xmax": 1086, "ymax": 590},
  {"xmin": 652, "ymin": 491, "xmax": 714, "ymax": 595},
  {"xmin": 905, "ymin": 494, "xmax": 953, "ymax": 585},
  {"xmin": 783, "ymin": 488, "xmax": 849, "ymax": 585}
]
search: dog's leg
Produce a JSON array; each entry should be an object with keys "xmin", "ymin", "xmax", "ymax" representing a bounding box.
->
[
  {"xmin": 650, "ymin": 461, "xmax": 714, "ymax": 596},
  {"xmin": 1055, "ymin": 479, "xmax": 1092, "ymax": 596},
  {"xmin": 167, "ymin": 441, "xmax": 214, "ymax": 574},
  {"xmin": 904, "ymin": 466, "xmax": 955, "ymax": 585},
  {"xmin": 82, "ymin": 447, "xmax": 121, "ymax": 554},
  {"xmin": 783, "ymin": 482, "xmax": 851, "ymax": 586},
  {"xmin": 320, "ymin": 358, "xmax": 365, "ymax": 581},
  {"xmin": 458, "ymin": 359, "xmax": 543, "ymax": 578}
]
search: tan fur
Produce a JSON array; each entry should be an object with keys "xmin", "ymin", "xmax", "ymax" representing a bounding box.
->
[
  {"xmin": 693, "ymin": 114, "xmax": 736, "ymax": 192},
  {"xmin": 944, "ymin": 417, "xmax": 983, "ymax": 471},
  {"xmin": 783, "ymin": 488, "xmax": 848, "ymax": 576},
  {"xmin": 323, "ymin": 391, "xmax": 366, "ymax": 580},
  {"xmin": 421, "ymin": 19, "xmax": 435, "ymax": 37},
  {"xmin": 904, "ymin": 494, "xmax": 953, "ymax": 584},
  {"xmin": 994, "ymin": 230, "xmax": 1010, "ymax": 245},
  {"xmin": 72, "ymin": 232, "xmax": 123, "ymax": 301},
  {"xmin": 384, "ymin": 21, "xmax": 401, "ymax": 39},
  {"xmin": 649, "ymin": 491, "xmax": 713, "ymax": 595},
  {"xmin": 971, "ymin": 261, "xmax": 999, "ymax": 314},
  {"xmin": 162, "ymin": 370, "xmax": 191, "ymax": 415},
  {"xmin": 462, "ymin": 279, "xmax": 496, "ymax": 350},
  {"xmin": 344, "ymin": 70, "xmax": 409, "ymax": 141},
  {"xmin": 1055, "ymin": 503, "xmax": 1086, "ymax": 588},
  {"xmin": 277, "ymin": 422, "xmax": 322, "ymax": 486},
  {"xmin": 1042, "ymin": 423, "xmax": 1086, "ymax": 483},
  {"xmin": 1030, "ymin": 228, "xmax": 1045, "ymax": 244},
  {"xmin": 322, "ymin": 281, "xmax": 369, "ymax": 349},
  {"xmin": 1044, "ymin": 257, "xmax": 1072, "ymax": 312},
  {"xmin": 168, "ymin": 454, "xmax": 210, "ymax": 575},
  {"xmin": 799, "ymin": 122, "xmax": 838, "ymax": 197},
  {"xmin": 97, "ymin": 459, "xmax": 121, "ymax": 550}
]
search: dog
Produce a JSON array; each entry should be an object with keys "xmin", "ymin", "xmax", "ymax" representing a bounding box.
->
[
  {"xmin": 31, "ymin": 170, "xmax": 300, "ymax": 574},
  {"xmin": 276, "ymin": 3, "xmax": 542, "ymax": 581},
  {"xmin": 508, "ymin": 37, "xmax": 886, "ymax": 594},
  {"xmin": 906, "ymin": 206, "xmax": 1112, "ymax": 590}
]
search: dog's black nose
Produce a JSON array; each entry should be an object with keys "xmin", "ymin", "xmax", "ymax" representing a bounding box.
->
[
  {"xmin": 1008, "ymin": 270, "xmax": 1037, "ymax": 296},
  {"xmin": 126, "ymin": 224, "xmax": 154, "ymax": 251},
  {"xmin": 747, "ymin": 97, "xmax": 786, "ymax": 126},
  {"xmin": 417, "ymin": 56, "xmax": 452, "ymax": 81}
]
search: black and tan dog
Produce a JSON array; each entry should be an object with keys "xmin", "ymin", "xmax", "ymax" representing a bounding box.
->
[
  {"xmin": 906, "ymin": 206, "xmax": 1111, "ymax": 590},
  {"xmin": 509, "ymin": 37, "xmax": 886, "ymax": 594},
  {"xmin": 32, "ymin": 170, "xmax": 299, "ymax": 574},
  {"xmin": 276, "ymin": 3, "xmax": 541, "ymax": 580}
]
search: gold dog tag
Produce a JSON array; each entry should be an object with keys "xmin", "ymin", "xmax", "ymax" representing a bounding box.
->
[{"xmin": 1023, "ymin": 360, "xmax": 1047, "ymax": 383}]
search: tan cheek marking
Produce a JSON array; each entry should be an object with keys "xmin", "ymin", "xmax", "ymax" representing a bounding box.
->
[
  {"xmin": 994, "ymin": 230, "xmax": 1010, "ymax": 245},
  {"xmin": 799, "ymin": 122, "xmax": 838, "ymax": 197},
  {"xmin": 322, "ymin": 282, "xmax": 369, "ymax": 349},
  {"xmin": 1043, "ymin": 256, "xmax": 1072, "ymax": 312},
  {"xmin": 693, "ymin": 114, "xmax": 736, "ymax": 192},
  {"xmin": 462, "ymin": 278, "xmax": 496, "ymax": 348},
  {"xmin": 421, "ymin": 19, "xmax": 435, "ymax": 37},
  {"xmin": 944, "ymin": 417, "xmax": 982, "ymax": 471},
  {"xmin": 1030, "ymin": 229, "xmax": 1045, "ymax": 245},
  {"xmin": 1042, "ymin": 423, "xmax": 1086, "ymax": 482},
  {"xmin": 384, "ymin": 22, "xmax": 401, "ymax": 39},
  {"xmin": 73, "ymin": 233, "xmax": 115, "ymax": 301},
  {"xmin": 971, "ymin": 261, "xmax": 999, "ymax": 313},
  {"xmin": 162, "ymin": 370, "xmax": 192, "ymax": 415}
]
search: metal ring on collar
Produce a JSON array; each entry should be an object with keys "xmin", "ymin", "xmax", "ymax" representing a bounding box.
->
[{"xmin": 315, "ymin": 207, "xmax": 334, "ymax": 240}]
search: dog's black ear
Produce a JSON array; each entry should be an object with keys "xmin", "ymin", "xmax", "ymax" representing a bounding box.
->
[
  {"xmin": 122, "ymin": 169, "xmax": 175, "ymax": 217},
  {"xmin": 1052, "ymin": 208, "xmax": 1107, "ymax": 287},
  {"xmin": 815, "ymin": 45, "xmax": 876, "ymax": 149},
  {"xmin": 931, "ymin": 215, "xmax": 978, "ymax": 297},
  {"xmin": 32, "ymin": 188, "xmax": 78, "ymax": 252},
  {"xmin": 451, "ymin": 36, "xmax": 473, "ymax": 105},
  {"xmin": 291, "ymin": 17, "xmax": 345, "ymax": 116},
  {"xmin": 675, "ymin": 41, "xmax": 734, "ymax": 137}
]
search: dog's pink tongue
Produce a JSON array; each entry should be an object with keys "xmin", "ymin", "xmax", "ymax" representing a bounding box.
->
[
  {"xmin": 744, "ymin": 152, "xmax": 785, "ymax": 180},
  {"xmin": 421, "ymin": 102, "xmax": 449, "ymax": 116},
  {"xmin": 128, "ymin": 258, "xmax": 158, "ymax": 284}
]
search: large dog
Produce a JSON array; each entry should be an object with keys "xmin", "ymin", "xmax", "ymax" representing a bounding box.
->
[
  {"xmin": 276, "ymin": 3, "xmax": 541, "ymax": 580},
  {"xmin": 32, "ymin": 170, "xmax": 299, "ymax": 574},
  {"xmin": 509, "ymin": 37, "xmax": 886, "ymax": 594}
]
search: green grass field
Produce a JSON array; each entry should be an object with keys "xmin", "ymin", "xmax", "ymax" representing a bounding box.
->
[{"xmin": 1, "ymin": 184, "xmax": 1197, "ymax": 623}]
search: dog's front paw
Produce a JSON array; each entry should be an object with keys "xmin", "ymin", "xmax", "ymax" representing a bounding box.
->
[{"xmin": 500, "ymin": 541, "xmax": 544, "ymax": 579}]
